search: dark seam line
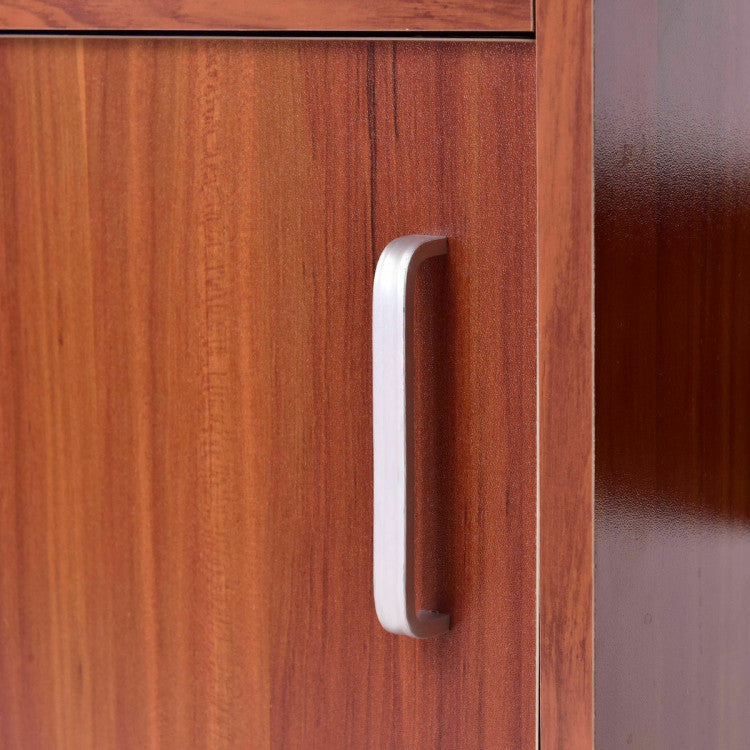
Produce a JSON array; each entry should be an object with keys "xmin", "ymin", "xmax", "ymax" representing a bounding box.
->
[{"xmin": 0, "ymin": 29, "xmax": 536, "ymax": 40}]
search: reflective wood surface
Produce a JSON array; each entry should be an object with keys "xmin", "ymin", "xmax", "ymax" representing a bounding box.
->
[{"xmin": 595, "ymin": 1, "xmax": 750, "ymax": 746}]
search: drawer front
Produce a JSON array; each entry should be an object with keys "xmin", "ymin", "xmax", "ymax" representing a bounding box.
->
[
  {"xmin": 0, "ymin": 39, "xmax": 536, "ymax": 748},
  {"xmin": 0, "ymin": 0, "xmax": 533, "ymax": 33}
]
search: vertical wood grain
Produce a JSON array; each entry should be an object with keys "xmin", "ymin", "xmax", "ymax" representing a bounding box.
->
[
  {"xmin": 537, "ymin": 0, "xmax": 594, "ymax": 746},
  {"xmin": 0, "ymin": 39, "xmax": 536, "ymax": 748}
]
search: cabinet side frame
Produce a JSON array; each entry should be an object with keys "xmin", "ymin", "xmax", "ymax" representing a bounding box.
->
[{"xmin": 537, "ymin": 0, "xmax": 594, "ymax": 746}]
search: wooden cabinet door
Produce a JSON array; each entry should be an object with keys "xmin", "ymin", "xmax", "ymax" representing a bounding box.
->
[{"xmin": 0, "ymin": 39, "xmax": 536, "ymax": 748}]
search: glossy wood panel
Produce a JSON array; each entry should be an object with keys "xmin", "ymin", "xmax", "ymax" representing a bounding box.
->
[
  {"xmin": 595, "ymin": 1, "xmax": 750, "ymax": 746},
  {"xmin": 0, "ymin": 39, "xmax": 537, "ymax": 748},
  {"xmin": 536, "ymin": 0, "xmax": 594, "ymax": 746},
  {"xmin": 0, "ymin": 0, "xmax": 533, "ymax": 33}
]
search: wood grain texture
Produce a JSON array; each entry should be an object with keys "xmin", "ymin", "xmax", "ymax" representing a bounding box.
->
[
  {"xmin": 0, "ymin": 0, "xmax": 533, "ymax": 32},
  {"xmin": 595, "ymin": 1, "xmax": 750, "ymax": 746},
  {"xmin": 536, "ymin": 0, "xmax": 594, "ymax": 747},
  {"xmin": 0, "ymin": 39, "xmax": 537, "ymax": 748}
]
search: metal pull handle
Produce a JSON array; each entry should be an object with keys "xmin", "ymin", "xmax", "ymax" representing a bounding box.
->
[{"xmin": 372, "ymin": 235, "xmax": 450, "ymax": 639}]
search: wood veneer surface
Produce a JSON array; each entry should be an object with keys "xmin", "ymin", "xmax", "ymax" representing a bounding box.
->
[
  {"xmin": 0, "ymin": 39, "xmax": 537, "ymax": 748},
  {"xmin": 0, "ymin": 0, "xmax": 533, "ymax": 33},
  {"xmin": 595, "ymin": 1, "xmax": 750, "ymax": 746},
  {"xmin": 536, "ymin": 0, "xmax": 594, "ymax": 746}
]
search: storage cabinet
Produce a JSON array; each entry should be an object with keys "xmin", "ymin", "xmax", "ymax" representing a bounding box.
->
[{"xmin": 3, "ymin": 1, "xmax": 750, "ymax": 748}]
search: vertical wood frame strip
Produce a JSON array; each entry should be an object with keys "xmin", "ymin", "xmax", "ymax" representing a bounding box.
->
[{"xmin": 537, "ymin": 0, "xmax": 594, "ymax": 746}]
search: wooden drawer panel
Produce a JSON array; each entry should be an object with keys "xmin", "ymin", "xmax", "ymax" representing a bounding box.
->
[{"xmin": 0, "ymin": 0, "xmax": 533, "ymax": 33}]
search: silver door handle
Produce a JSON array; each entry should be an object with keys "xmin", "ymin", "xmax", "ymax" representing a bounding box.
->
[{"xmin": 372, "ymin": 235, "xmax": 450, "ymax": 639}]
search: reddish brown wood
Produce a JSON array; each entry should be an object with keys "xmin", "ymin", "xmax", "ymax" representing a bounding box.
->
[
  {"xmin": 0, "ymin": 0, "xmax": 533, "ymax": 32},
  {"xmin": 0, "ymin": 39, "xmax": 537, "ymax": 748},
  {"xmin": 594, "ymin": 1, "xmax": 750, "ymax": 746},
  {"xmin": 537, "ymin": 0, "xmax": 594, "ymax": 746}
]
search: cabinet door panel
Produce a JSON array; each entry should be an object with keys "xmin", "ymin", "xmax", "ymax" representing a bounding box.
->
[{"xmin": 0, "ymin": 39, "xmax": 536, "ymax": 748}]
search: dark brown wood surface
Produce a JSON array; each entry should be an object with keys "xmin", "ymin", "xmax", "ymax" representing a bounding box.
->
[
  {"xmin": 595, "ymin": 1, "xmax": 750, "ymax": 747},
  {"xmin": 0, "ymin": 0, "xmax": 533, "ymax": 32},
  {"xmin": 0, "ymin": 39, "xmax": 537, "ymax": 748},
  {"xmin": 536, "ymin": 0, "xmax": 594, "ymax": 747}
]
